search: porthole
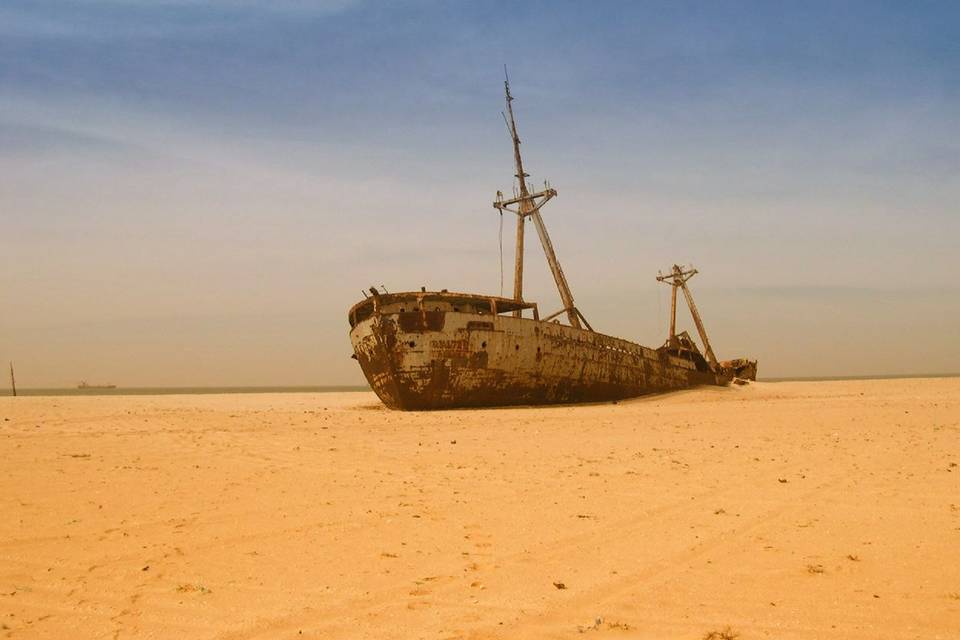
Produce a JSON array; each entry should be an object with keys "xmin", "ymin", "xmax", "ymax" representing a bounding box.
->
[
  {"xmin": 408, "ymin": 341, "xmax": 416, "ymax": 348},
  {"xmin": 481, "ymin": 341, "xmax": 487, "ymax": 348},
  {"xmin": 515, "ymin": 344, "xmax": 520, "ymax": 351}
]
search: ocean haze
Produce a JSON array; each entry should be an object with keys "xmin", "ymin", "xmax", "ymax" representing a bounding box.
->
[{"xmin": 2, "ymin": 1, "xmax": 959, "ymax": 387}]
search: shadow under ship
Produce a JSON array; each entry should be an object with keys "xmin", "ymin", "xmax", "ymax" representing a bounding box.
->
[{"xmin": 348, "ymin": 79, "xmax": 757, "ymax": 410}]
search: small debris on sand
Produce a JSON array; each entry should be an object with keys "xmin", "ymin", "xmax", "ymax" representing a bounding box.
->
[
  {"xmin": 176, "ymin": 584, "xmax": 212, "ymax": 594},
  {"xmin": 576, "ymin": 617, "xmax": 603, "ymax": 633},
  {"xmin": 703, "ymin": 627, "xmax": 739, "ymax": 640}
]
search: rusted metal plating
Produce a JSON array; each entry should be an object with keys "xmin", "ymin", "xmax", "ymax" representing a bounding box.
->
[{"xmin": 348, "ymin": 290, "xmax": 755, "ymax": 410}]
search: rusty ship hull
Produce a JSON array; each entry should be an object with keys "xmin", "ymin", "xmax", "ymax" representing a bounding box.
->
[
  {"xmin": 349, "ymin": 292, "xmax": 736, "ymax": 410},
  {"xmin": 347, "ymin": 78, "xmax": 756, "ymax": 410}
]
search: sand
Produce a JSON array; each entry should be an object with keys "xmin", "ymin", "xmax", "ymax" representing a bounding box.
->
[{"xmin": 1, "ymin": 378, "xmax": 958, "ymax": 639}]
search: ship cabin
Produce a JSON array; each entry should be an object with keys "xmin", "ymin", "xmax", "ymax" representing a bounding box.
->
[
  {"xmin": 661, "ymin": 331, "xmax": 712, "ymax": 374},
  {"xmin": 348, "ymin": 290, "xmax": 540, "ymax": 329}
]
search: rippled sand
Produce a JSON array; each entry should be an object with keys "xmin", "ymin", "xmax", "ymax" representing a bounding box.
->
[{"xmin": 2, "ymin": 378, "xmax": 958, "ymax": 639}]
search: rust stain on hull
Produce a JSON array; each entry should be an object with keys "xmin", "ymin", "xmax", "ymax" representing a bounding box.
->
[{"xmin": 349, "ymin": 292, "xmax": 755, "ymax": 411}]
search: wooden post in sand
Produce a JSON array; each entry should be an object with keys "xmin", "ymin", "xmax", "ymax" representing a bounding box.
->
[{"xmin": 8, "ymin": 362, "xmax": 16, "ymax": 397}]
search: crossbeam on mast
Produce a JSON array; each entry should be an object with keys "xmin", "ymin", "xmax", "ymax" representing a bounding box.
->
[{"xmin": 493, "ymin": 188, "xmax": 556, "ymax": 213}]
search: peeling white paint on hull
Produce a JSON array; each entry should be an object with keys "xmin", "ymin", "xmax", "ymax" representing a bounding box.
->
[{"xmin": 349, "ymin": 298, "xmax": 730, "ymax": 410}]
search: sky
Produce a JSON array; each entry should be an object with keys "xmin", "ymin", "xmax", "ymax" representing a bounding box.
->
[{"xmin": 1, "ymin": 0, "xmax": 959, "ymax": 387}]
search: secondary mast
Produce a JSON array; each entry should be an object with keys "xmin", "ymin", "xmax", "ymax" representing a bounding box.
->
[
  {"xmin": 656, "ymin": 264, "xmax": 718, "ymax": 368},
  {"xmin": 493, "ymin": 73, "xmax": 590, "ymax": 330}
]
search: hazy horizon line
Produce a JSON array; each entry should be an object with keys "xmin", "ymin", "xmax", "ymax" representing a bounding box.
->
[{"xmin": 3, "ymin": 373, "xmax": 959, "ymax": 397}]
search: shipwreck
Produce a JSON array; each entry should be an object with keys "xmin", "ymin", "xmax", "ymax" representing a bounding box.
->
[{"xmin": 348, "ymin": 78, "xmax": 757, "ymax": 410}]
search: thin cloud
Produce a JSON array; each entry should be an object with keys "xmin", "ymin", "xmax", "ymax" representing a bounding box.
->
[
  {"xmin": 0, "ymin": 0, "xmax": 367, "ymax": 40},
  {"xmin": 0, "ymin": 121, "xmax": 137, "ymax": 155}
]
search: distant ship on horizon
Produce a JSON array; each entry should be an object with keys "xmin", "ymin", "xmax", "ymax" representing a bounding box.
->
[{"xmin": 77, "ymin": 381, "xmax": 117, "ymax": 390}]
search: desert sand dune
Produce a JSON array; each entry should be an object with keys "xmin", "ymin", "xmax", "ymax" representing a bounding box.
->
[{"xmin": 1, "ymin": 379, "xmax": 958, "ymax": 639}]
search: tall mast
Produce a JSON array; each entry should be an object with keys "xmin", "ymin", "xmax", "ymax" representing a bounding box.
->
[
  {"xmin": 504, "ymin": 77, "xmax": 529, "ymax": 316},
  {"xmin": 494, "ymin": 73, "xmax": 588, "ymax": 330},
  {"xmin": 9, "ymin": 362, "xmax": 16, "ymax": 397}
]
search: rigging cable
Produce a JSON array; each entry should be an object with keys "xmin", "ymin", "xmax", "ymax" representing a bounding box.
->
[
  {"xmin": 498, "ymin": 210, "xmax": 504, "ymax": 297},
  {"xmin": 657, "ymin": 283, "xmax": 663, "ymax": 336}
]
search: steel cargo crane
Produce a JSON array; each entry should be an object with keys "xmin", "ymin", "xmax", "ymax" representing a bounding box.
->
[{"xmin": 656, "ymin": 264, "xmax": 718, "ymax": 369}]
